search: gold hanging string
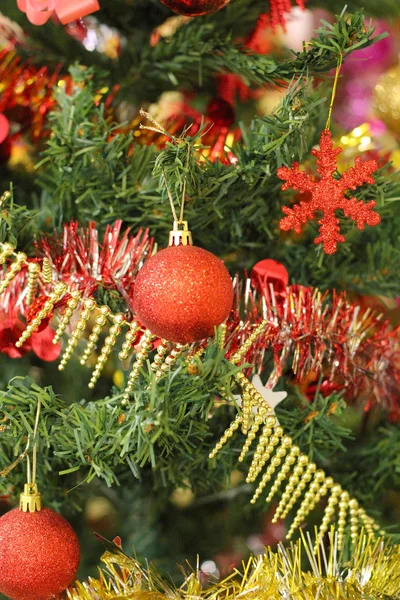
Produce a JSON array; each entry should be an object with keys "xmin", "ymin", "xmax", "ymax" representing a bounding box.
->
[
  {"xmin": 162, "ymin": 169, "xmax": 179, "ymax": 223},
  {"xmin": 325, "ymin": 51, "xmax": 343, "ymax": 130},
  {"xmin": 27, "ymin": 394, "xmax": 42, "ymax": 486},
  {"xmin": 140, "ymin": 108, "xmax": 190, "ymax": 224}
]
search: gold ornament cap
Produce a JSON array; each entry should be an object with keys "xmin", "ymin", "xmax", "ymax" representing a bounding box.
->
[
  {"xmin": 20, "ymin": 483, "xmax": 42, "ymax": 513},
  {"xmin": 169, "ymin": 221, "xmax": 193, "ymax": 247}
]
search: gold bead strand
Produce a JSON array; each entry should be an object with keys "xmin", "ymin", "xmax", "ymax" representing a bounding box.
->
[
  {"xmin": 53, "ymin": 290, "xmax": 82, "ymax": 344},
  {"xmin": 250, "ymin": 435, "xmax": 292, "ymax": 504},
  {"xmin": 240, "ymin": 391, "xmax": 253, "ymax": 435},
  {"xmin": 155, "ymin": 343, "xmax": 189, "ymax": 381},
  {"xmin": 118, "ymin": 320, "xmax": 141, "ymax": 361},
  {"xmin": 315, "ymin": 484, "xmax": 342, "ymax": 550},
  {"xmin": 88, "ymin": 313, "xmax": 124, "ymax": 389},
  {"xmin": 238, "ymin": 406, "xmax": 268, "ymax": 463},
  {"xmin": 230, "ymin": 320, "xmax": 267, "ymax": 365},
  {"xmin": 287, "ymin": 470, "xmax": 329, "ymax": 540},
  {"xmin": 209, "ymin": 413, "xmax": 243, "ymax": 460},
  {"xmin": 216, "ymin": 323, "xmax": 227, "ymax": 351},
  {"xmin": 349, "ymin": 498, "xmax": 360, "ymax": 548},
  {"xmin": 41, "ymin": 257, "xmax": 53, "ymax": 284},
  {"xmin": 272, "ymin": 455, "xmax": 309, "ymax": 523},
  {"xmin": 58, "ymin": 298, "xmax": 96, "ymax": 371},
  {"xmin": 311, "ymin": 476, "xmax": 333, "ymax": 510},
  {"xmin": 247, "ymin": 423, "xmax": 283, "ymax": 483},
  {"xmin": 121, "ymin": 329, "xmax": 155, "ymax": 405},
  {"xmin": 0, "ymin": 242, "xmax": 15, "ymax": 265},
  {"xmin": 151, "ymin": 340, "xmax": 169, "ymax": 371},
  {"xmin": 0, "ymin": 252, "xmax": 27, "ymax": 296},
  {"xmin": 266, "ymin": 445, "xmax": 300, "ymax": 504},
  {"xmin": 26, "ymin": 263, "xmax": 41, "ymax": 306},
  {"xmin": 246, "ymin": 415, "xmax": 277, "ymax": 483},
  {"xmin": 337, "ymin": 490, "xmax": 350, "ymax": 550},
  {"xmin": 280, "ymin": 461, "xmax": 317, "ymax": 522},
  {"xmin": 249, "ymin": 385, "xmax": 273, "ymax": 413},
  {"xmin": 16, "ymin": 282, "xmax": 67, "ymax": 348},
  {"xmin": 357, "ymin": 507, "xmax": 375, "ymax": 538},
  {"xmin": 80, "ymin": 305, "xmax": 111, "ymax": 365}
]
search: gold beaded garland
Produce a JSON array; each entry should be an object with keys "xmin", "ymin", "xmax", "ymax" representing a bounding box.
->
[
  {"xmin": 88, "ymin": 313, "xmax": 124, "ymax": 389},
  {"xmin": 26, "ymin": 262, "xmax": 41, "ymax": 306},
  {"xmin": 207, "ymin": 329, "xmax": 383, "ymax": 548},
  {"xmin": 80, "ymin": 305, "xmax": 111, "ymax": 367},
  {"xmin": 16, "ymin": 282, "xmax": 67, "ymax": 348},
  {"xmin": 58, "ymin": 298, "xmax": 96, "ymax": 371},
  {"xmin": 121, "ymin": 329, "xmax": 156, "ymax": 405}
]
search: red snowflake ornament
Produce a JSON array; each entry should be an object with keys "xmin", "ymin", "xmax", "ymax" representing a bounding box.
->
[{"xmin": 277, "ymin": 129, "xmax": 380, "ymax": 254}]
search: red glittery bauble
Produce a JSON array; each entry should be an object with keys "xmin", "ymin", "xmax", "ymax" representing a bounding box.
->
[
  {"xmin": 159, "ymin": 0, "xmax": 231, "ymax": 16},
  {"xmin": 0, "ymin": 507, "xmax": 80, "ymax": 600},
  {"xmin": 134, "ymin": 245, "xmax": 233, "ymax": 344}
]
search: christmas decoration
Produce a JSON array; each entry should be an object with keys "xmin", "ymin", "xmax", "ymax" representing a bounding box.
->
[
  {"xmin": 159, "ymin": 0, "xmax": 231, "ymax": 17},
  {"xmin": 0, "ymin": 113, "xmax": 9, "ymax": 144},
  {"xmin": 269, "ymin": 0, "xmax": 306, "ymax": 31},
  {"xmin": 250, "ymin": 258, "xmax": 288, "ymax": 294},
  {"xmin": 209, "ymin": 344, "xmax": 383, "ymax": 547},
  {"xmin": 277, "ymin": 129, "xmax": 380, "ymax": 254},
  {"xmin": 133, "ymin": 225, "xmax": 234, "ymax": 344},
  {"xmin": 68, "ymin": 533, "xmax": 400, "ymax": 600},
  {"xmin": 0, "ymin": 49, "xmax": 67, "ymax": 144},
  {"xmin": 373, "ymin": 63, "xmax": 400, "ymax": 137},
  {"xmin": 16, "ymin": 0, "xmax": 100, "ymax": 26},
  {"xmin": 0, "ymin": 313, "xmax": 61, "ymax": 360},
  {"xmin": 234, "ymin": 374, "xmax": 287, "ymax": 425},
  {"xmin": 2, "ymin": 223, "xmax": 400, "ymax": 413},
  {"xmin": 0, "ymin": 373, "xmax": 80, "ymax": 600},
  {"xmin": 0, "ymin": 500, "xmax": 80, "ymax": 600}
]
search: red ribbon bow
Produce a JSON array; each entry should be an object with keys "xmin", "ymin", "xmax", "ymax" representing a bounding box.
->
[{"xmin": 16, "ymin": 0, "xmax": 100, "ymax": 26}]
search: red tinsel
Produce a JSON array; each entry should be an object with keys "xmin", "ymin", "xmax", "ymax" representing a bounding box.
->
[
  {"xmin": 36, "ymin": 221, "xmax": 154, "ymax": 311},
  {"xmin": 0, "ymin": 49, "xmax": 67, "ymax": 144},
  {"xmin": 1, "ymin": 222, "xmax": 399, "ymax": 414},
  {"xmin": 223, "ymin": 276, "xmax": 400, "ymax": 415}
]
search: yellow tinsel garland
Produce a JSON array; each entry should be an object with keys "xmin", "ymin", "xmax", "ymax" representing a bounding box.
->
[{"xmin": 68, "ymin": 531, "xmax": 400, "ymax": 600}]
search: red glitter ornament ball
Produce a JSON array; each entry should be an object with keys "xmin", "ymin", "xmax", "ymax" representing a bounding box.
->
[
  {"xmin": 134, "ymin": 245, "xmax": 233, "ymax": 344},
  {"xmin": 0, "ymin": 507, "xmax": 80, "ymax": 600},
  {"xmin": 159, "ymin": 0, "xmax": 231, "ymax": 16}
]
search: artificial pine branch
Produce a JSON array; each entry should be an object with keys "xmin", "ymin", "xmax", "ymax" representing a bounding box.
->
[
  {"xmin": 36, "ymin": 62, "xmax": 400, "ymax": 294},
  {"xmin": 0, "ymin": 361, "xmax": 359, "ymax": 512}
]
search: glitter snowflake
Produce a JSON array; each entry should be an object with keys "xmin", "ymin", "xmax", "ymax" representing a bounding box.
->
[{"xmin": 277, "ymin": 129, "xmax": 380, "ymax": 254}]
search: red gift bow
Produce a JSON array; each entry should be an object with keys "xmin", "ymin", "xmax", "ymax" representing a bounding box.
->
[{"xmin": 16, "ymin": 0, "xmax": 100, "ymax": 26}]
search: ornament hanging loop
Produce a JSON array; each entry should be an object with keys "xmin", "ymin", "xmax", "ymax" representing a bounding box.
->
[
  {"xmin": 326, "ymin": 51, "xmax": 343, "ymax": 130},
  {"xmin": 169, "ymin": 220, "xmax": 193, "ymax": 246},
  {"xmin": 21, "ymin": 392, "xmax": 43, "ymax": 513},
  {"xmin": 140, "ymin": 108, "xmax": 193, "ymax": 244},
  {"xmin": 20, "ymin": 483, "xmax": 42, "ymax": 513}
]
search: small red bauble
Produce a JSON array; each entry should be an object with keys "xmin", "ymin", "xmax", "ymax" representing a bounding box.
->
[
  {"xmin": 134, "ymin": 245, "xmax": 233, "ymax": 344},
  {"xmin": 251, "ymin": 259, "xmax": 289, "ymax": 294},
  {"xmin": 0, "ymin": 507, "xmax": 80, "ymax": 600},
  {"xmin": 159, "ymin": 0, "xmax": 231, "ymax": 16}
]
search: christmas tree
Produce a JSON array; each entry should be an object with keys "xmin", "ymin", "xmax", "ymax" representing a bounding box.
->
[{"xmin": 0, "ymin": 1, "xmax": 400, "ymax": 598}]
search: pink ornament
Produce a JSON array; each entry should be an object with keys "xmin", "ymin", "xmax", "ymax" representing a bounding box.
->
[{"xmin": 0, "ymin": 114, "xmax": 9, "ymax": 145}]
